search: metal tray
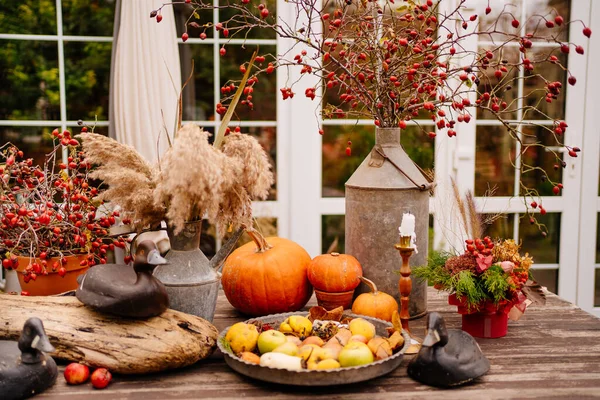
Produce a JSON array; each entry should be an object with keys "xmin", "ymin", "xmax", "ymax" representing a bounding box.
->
[{"xmin": 217, "ymin": 311, "xmax": 410, "ymax": 386}]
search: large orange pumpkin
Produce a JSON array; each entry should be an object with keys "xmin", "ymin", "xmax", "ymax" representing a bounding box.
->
[
  {"xmin": 352, "ymin": 277, "xmax": 398, "ymax": 322},
  {"xmin": 307, "ymin": 252, "xmax": 363, "ymax": 293},
  {"xmin": 221, "ymin": 229, "xmax": 313, "ymax": 316}
]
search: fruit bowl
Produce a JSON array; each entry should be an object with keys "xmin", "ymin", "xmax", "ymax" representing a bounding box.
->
[{"xmin": 217, "ymin": 311, "xmax": 410, "ymax": 386}]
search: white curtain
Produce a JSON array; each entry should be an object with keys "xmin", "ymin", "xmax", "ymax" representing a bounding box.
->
[{"xmin": 111, "ymin": 0, "xmax": 182, "ymax": 163}]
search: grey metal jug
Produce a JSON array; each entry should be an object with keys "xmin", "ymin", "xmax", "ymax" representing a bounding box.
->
[
  {"xmin": 346, "ymin": 128, "xmax": 434, "ymax": 319},
  {"xmin": 153, "ymin": 221, "xmax": 242, "ymax": 322}
]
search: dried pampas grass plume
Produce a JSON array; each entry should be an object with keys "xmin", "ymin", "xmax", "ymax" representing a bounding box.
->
[
  {"xmin": 214, "ymin": 132, "xmax": 274, "ymax": 235},
  {"xmin": 154, "ymin": 125, "xmax": 240, "ymax": 233},
  {"xmin": 79, "ymin": 133, "xmax": 165, "ymax": 230},
  {"xmin": 79, "ymin": 133, "xmax": 153, "ymax": 179},
  {"xmin": 221, "ymin": 132, "xmax": 274, "ymax": 199},
  {"xmin": 79, "ymin": 125, "xmax": 275, "ymax": 236}
]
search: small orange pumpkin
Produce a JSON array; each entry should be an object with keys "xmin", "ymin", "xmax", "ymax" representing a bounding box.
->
[
  {"xmin": 352, "ymin": 277, "xmax": 398, "ymax": 321},
  {"xmin": 307, "ymin": 252, "xmax": 363, "ymax": 293},
  {"xmin": 221, "ymin": 228, "xmax": 313, "ymax": 316}
]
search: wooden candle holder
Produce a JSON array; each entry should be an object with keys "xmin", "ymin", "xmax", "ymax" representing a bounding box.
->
[{"xmin": 395, "ymin": 236, "xmax": 414, "ymax": 333}]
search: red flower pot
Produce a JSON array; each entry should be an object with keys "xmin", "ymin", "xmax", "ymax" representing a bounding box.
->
[
  {"xmin": 448, "ymin": 294, "xmax": 511, "ymax": 338},
  {"xmin": 15, "ymin": 255, "xmax": 89, "ymax": 296}
]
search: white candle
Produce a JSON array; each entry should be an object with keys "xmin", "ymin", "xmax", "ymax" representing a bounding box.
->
[{"xmin": 399, "ymin": 213, "xmax": 415, "ymax": 237}]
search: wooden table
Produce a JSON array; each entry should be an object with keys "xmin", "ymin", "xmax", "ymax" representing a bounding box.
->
[{"xmin": 39, "ymin": 288, "xmax": 600, "ymax": 399}]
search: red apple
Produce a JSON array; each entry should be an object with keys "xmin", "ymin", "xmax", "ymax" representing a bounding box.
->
[
  {"xmin": 91, "ymin": 368, "xmax": 112, "ymax": 389},
  {"xmin": 64, "ymin": 363, "xmax": 90, "ymax": 385}
]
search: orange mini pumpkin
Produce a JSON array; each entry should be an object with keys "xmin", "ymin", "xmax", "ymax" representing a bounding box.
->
[
  {"xmin": 307, "ymin": 252, "xmax": 363, "ymax": 293},
  {"xmin": 352, "ymin": 277, "xmax": 398, "ymax": 322},
  {"xmin": 221, "ymin": 228, "xmax": 313, "ymax": 316}
]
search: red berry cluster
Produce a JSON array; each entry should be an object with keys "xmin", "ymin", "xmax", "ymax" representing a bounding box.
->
[
  {"xmin": 0, "ymin": 128, "xmax": 123, "ymax": 281},
  {"xmin": 465, "ymin": 237, "xmax": 494, "ymax": 257}
]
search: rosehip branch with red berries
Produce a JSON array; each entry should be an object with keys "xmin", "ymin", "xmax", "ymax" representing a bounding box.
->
[
  {"xmin": 0, "ymin": 128, "xmax": 125, "ymax": 278},
  {"xmin": 154, "ymin": 0, "xmax": 590, "ymax": 226}
]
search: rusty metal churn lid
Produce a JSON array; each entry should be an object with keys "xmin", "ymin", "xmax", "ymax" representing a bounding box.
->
[{"xmin": 346, "ymin": 127, "xmax": 434, "ymax": 319}]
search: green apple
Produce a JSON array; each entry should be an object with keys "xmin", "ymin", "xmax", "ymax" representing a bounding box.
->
[
  {"xmin": 338, "ymin": 341, "xmax": 374, "ymax": 367},
  {"xmin": 257, "ymin": 330, "xmax": 288, "ymax": 354}
]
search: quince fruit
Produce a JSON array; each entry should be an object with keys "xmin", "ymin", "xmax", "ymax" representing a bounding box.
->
[
  {"xmin": 280, "ymin": 315, "xmax": 313, "ymax": 338},
  {"xmin": 348, "ymin": 318, "xmax": 376, "ymax": 341},
  {"xmin": 225, "ymin": 323, "xmax": 259, "ymax": 355}
]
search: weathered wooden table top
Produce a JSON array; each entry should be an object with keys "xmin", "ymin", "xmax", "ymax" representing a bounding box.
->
[{"xmin": 39, "ymin": 287, "xmax": 600, "ymax": 399}]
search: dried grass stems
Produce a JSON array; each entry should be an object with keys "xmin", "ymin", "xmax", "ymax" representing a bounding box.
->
[
  {"xmin": 80, "ymin": 132, "xmax": 165, "ymax": 230},
  {"xmin": 79, "ymin": 124, "xmax": 273, "ymax": 235}
]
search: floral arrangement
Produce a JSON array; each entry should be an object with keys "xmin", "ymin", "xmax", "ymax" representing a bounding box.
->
[
  {"xmin": 414, "ymin": 237, "xmax": 545, "ymax": 319},
  {"xmin": 79, "ymin": 124, "xmax": 274, "ymax": 235},
  {"xmin": 0, "ymin": 129, "xmax": 121, "ymax": 280},
  {"xmin": 156, "ymin": 0, "xmax": 591, "ymax": 226}
]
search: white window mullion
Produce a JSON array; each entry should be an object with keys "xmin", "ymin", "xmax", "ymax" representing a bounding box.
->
[
  {"xmin": 575, "ymin": 0, "xmax": 599, "ymax": 313},
  {"xmin": 278, "ymin": 0, "xmax": 321, "ymax": 255}
]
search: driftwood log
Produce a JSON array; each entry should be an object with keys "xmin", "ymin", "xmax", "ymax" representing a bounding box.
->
[{"xmin": 0, "ymin": 294, "xmax": 219, "ymax": 374}]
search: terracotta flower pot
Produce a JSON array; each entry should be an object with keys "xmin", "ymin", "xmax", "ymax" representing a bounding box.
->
[
  {"xmin": 448, "ymin": 294, "xmax": 511, "ymax": 338},
  {"xmin": 15, "ymin": 255, "xmax": 89, "ymax": 296},
  {"xmin": 314, "ymin": 289, "xmax": 355, "ymax": 310}
]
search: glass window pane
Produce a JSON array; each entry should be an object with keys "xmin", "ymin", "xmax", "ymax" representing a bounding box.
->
[
  {"xmin": 595, "ymin": 269, "xmax": 600, "ymax": 307},
  {"xmin": 476, "ymin": 47, "xmax": 519, "ymax": 121},
  {"xmin": 532, "ymin": 268, "xmax": 558, "ymax": 294},
  {"xmin": 519, "ymin": 212, "xmax": 560, "ymax": 264},
  {"xmin": 220, "ymin": 45, "xmax": 276, "ymax": 121},
  {"xmin": 596, "ymin": 214, "xmax": 600, "ymax": 264},
  {"xmin": 523, "ymin": 50, "xmax": 568, "ymax": 121},
  {"xmin": 237, "ymin": 217, "xmax": 278, "ymax": 247},
  {"xmin": 242, "ymin": 126, "xmax": 277, "ymax": 200},
  {"xmin": 180, "ymin": 44, "xmax": 214, "ymax": 121},
  {"xmin": 322, "ymin": 215, "xmax": 345, "ymax": 254},
  {"xmin": 65, "ymin": 42, "xmax": 112, "ymax": 121},
  {"xmin": 322, "ymin": 124, "xmax": 433, "ymax": 198},
  {"xmin": 0, "ymin": 41, "xmax": 60, "ymax": 120},
  {"xmin": 322, "ymin": 124, "xmax": 375, "ymax": 197},
  {"xmin": 175, "ymin": 4, "xmax": 214, "ymax": 38},
  {"xmin": 62, "ymin": 0, "xmax": 115, "ymax": 36},
  {"xmin": 201, "ymin": 219, "xmax": 217, "ymax": 259},
  {"xmin": 219, "ymin": 0, "xmax": 276, "ymax": 40},
  {"xmin": 526, "ymin": 0, "xmax": 570, "ymax": 43},
  {"xmin": 481, "ymin": 213, "xmax": 515, "ymax": 240},
  {"xmin": 478, "ymin": 1, "xmax": 523, "ymax": 43},
  {"xmin": 475, "ymin": 125, "xmax": 516, "ymax": 196},
  {"xmin": 0, "ymin": 126, "xmax": 56, "ymax": 167},
  {"xmin": 520, "ymin": 124, "xmax": 563, "ymax": 196},
  {"xmin": 0, "ymin": 1, "xmax": 57, "ymax": 35}
]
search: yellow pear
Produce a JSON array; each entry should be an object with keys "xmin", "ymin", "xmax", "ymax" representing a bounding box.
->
[
  {"xmin": 330, "ymin": 328, "xmax": 352, "ymax": 346},
  {"xmin": 316, "ymin": 359, "xmax": 341, "ymax": 370},
  {"xmin": 322, "ymin": 340, "xmax": 343, "ymax": 360},
  {"xmin": 298, "ymin": 344, "xmax": 323, "ymax": 362},
  {"xmin": 286, "ymin": 335, "xmax": 303, "ymax": 346},
  {"xmin": 348, "ymin": 318, "xmax": 376, "ymax": 341},
  {"xmin": 302, "ymin": 336, "xmax": 324, "ymax": 347},
  {"xmin": 272, "ymin": 341, "xmax": 299, "ymax": 356}
]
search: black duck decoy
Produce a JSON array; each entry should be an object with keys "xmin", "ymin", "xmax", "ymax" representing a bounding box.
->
[
  {"xmin": 407, "ymin": 312, "xmax": 490, "ymax": 388},
  {"xmin": 76, "ymin": 240, "xmax": 169, "ymax": 318},
  {"xmin": 0, "ymin": 318, "xmax": 58, "ymax": 400}
]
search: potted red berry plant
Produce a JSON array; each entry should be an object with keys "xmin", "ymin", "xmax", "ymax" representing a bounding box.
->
[
  {"xmin": 413, "ymin": 236, "xmax": 544, "ymax": 338},
  {"xmin": 0, "ymin": 128, "xmax": 121, "ymax": 296}
]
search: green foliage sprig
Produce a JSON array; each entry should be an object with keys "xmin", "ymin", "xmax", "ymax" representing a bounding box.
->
[{"xmin": 414, "ymin": 251, "xmax": 518, "ymax": 310}]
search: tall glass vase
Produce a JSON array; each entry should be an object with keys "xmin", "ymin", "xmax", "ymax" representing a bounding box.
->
[{"xmin": 345, "ymin": 127, "xmax": 433, "ymax": 319}]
